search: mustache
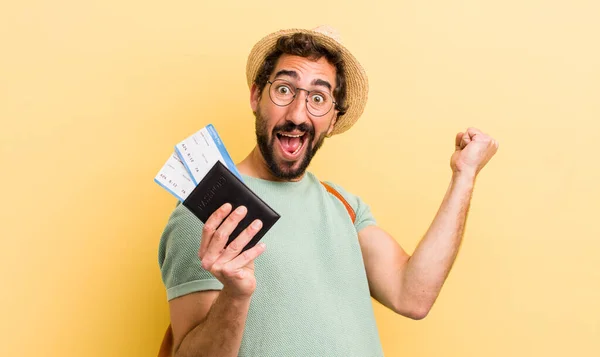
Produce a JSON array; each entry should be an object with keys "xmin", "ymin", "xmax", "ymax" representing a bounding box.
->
[{"xmin": 273, "ymin": 121, "xmax": 314, "ymax": 136}]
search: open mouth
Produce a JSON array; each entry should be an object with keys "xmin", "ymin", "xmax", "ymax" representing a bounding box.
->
[{"xmin": 276, "ymin": 132, "xmax": 307, "ymax": 158}]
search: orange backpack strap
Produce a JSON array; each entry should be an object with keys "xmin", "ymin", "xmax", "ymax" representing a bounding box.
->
[{"xmin": 321, "ymin": 181, "xmax": 356, "ymax": 224}]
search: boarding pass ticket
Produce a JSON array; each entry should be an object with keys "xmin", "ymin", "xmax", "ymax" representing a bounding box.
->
[{"xmin": 154, "ymin": 124, "xmax": 242, "ymax": 202}]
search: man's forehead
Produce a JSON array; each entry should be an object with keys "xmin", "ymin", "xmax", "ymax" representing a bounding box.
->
[{"xmin": 272, "ymin": 54, "xmax": 336, "ymax": 85}]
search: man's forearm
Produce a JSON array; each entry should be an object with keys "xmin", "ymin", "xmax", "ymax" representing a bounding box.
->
[
  {"xmin": 400, "ymin": 172, "xmax": 476, "ymax": 314},
  {"xmin": 176, "ymin": 287, "xmax": 251, "ymax": 357}
]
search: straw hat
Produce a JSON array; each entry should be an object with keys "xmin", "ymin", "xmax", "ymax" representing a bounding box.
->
[{"xmin": 245, "ymin": 25, "xmax": 369, "ymax": 136}]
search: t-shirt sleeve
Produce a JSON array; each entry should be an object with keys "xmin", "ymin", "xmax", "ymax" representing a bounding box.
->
[
  {"xmin": 323, "ymin": 181, "xmax": 377, "ymax": 232},
  {"xmin": 158, "ymin": 203, "xmax": 223, "ymax": 301}
]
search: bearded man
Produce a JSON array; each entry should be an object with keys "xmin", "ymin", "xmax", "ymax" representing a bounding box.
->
[{"xmin": 158, "ymin": 25, "xmax": 499, "ymax": 357}]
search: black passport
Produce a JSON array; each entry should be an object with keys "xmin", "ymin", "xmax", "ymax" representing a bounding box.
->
[{"xmin": 183, "ymin": 161, "xmax": 280, "ymax": 253}]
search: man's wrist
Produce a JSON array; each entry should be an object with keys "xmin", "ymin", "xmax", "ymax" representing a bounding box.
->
[{"xmin": 452, "ymin": 170, "xmax": 477, "ymax": 187}]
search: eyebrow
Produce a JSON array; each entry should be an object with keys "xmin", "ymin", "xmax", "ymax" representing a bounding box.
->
[
  {"xmin": 274, "ymin": 69, "xmax": 298, "ymax": 80},
  {"xmin": 312, "ymin": 79, "xmax": 332, "ymax": 92},
  {"xmin": 274, "ymin": 70, "xmax": 333, "ymax": 92}
]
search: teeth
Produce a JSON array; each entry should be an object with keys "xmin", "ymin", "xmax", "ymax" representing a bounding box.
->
[{"xmin": 277, "ymin": 132, "xmax": 305, "ymax": 156}]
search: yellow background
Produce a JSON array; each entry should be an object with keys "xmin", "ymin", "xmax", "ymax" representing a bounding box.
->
[{"xmin": 2, "ymin": 1, "xmax": 599, "ymax": 356}]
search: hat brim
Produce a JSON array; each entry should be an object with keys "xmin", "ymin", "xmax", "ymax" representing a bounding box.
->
[{"xmin": 246, "ymin": 28, "xmax": 368, "ymax": 136}]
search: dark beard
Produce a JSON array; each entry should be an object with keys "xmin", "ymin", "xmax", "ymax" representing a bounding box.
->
[{"xmin": 255, "ymin": 108, "xmax": 328, "ymax": 180}]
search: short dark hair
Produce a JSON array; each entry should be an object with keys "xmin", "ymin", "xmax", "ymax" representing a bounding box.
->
[{"xmin": 254, "ymin": 33, "xmax": 348, "ymax": 117}]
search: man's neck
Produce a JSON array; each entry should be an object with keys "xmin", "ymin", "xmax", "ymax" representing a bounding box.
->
[{"xmin": 237, "ymin": 146, "xmax": 305, "ymax": 183}]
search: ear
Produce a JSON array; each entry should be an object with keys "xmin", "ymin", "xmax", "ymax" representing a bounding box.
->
[
  {"xmin": 326, "ymin": 112, "xmax": 338, "ymax": 136},
  {"xmin": 250, "ymin": 83, "xmax": 260, "ymax": 112}
]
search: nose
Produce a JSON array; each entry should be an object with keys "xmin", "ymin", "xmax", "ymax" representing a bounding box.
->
[{"xmin": 285, "ymin": 89, "xmax": 310, "ymax": 125}]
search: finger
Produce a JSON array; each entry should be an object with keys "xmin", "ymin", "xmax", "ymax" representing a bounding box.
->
[
  {"xmin": 460, "ymin": 132, "xmax": 471, "ymax": 148},
  {"xmin": 224, "ymin": 242, "xmax": 267, "ymax": 271},
  {"xmin": 455, "ymin": 132, "xmax": 464, "ymax": 149},
  {"xmin": 466, "ymin": 127, "xmax": 483, "ymax": 137},
  {"xmin": 199, "ymin": 203, "xmax": 232, "ymax": 259},
  {"xmin": 216, "ymin": 219, "xmax": 263, "ymax": 263},
  {"xmin": 202, "ymin": 205, "xmax": 248, "ymax": 268}
]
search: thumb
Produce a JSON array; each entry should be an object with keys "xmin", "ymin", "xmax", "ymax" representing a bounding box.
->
[
  {"xmin": 460, "ymin": 131, "xmax": 472, "ymax": 148},
  {"xmin": 455, "ymin": 132, "xmax": 471, "ymax": 149}
]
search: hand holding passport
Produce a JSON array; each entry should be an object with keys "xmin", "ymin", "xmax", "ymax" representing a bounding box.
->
[{"xmin": 154, "ymin": 124, "xmax": 280, "ymax": 252}]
